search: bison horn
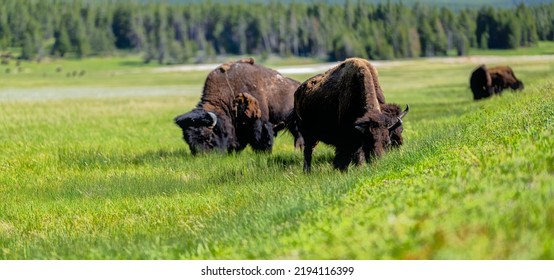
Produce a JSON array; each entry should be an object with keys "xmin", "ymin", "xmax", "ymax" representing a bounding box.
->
[
  {"xmin": 399, "ymin": 104, "xmax": 409, "ymax": 119},
  {"xmin": 207, "ymin": 112, "xmax": 217, "ymax": 129},
  {"xmin": 388, "ymin": 118, "xmax": 402, "ymax": 132},
  {"xmin": 355, "ymin": 125, "xmax": 365, "ymax": 133}
]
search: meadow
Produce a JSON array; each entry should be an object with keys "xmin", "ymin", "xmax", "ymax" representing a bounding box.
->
[{"xmin": 0, "ymin": 49, "xmax": 553, "ymax": 259}]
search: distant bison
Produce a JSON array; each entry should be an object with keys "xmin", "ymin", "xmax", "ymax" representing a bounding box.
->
[
  {"xmin": 290, "ymin": 57, "xmax": 408, "ymax": 172},
  {"xmin": 174, "ymin": 58, "xmax": 301, "ymax": 154},
  {"xmin": 470, "ymin": 65, "xmax": 524, "ymax": 100}
]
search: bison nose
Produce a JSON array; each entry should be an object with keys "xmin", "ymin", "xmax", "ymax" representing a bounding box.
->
[{"xmin": 512, "ymin": 81, "xmax": 524, "ymax": 90}]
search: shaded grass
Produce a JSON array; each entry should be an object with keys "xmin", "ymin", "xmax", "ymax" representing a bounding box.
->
[{"xmin": 0, "ymin": 56, "xmax": 553, "ymax": 259}]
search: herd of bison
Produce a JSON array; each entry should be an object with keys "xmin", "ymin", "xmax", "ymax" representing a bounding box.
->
[{"xmin": 174, "ymin": 57, "xmax": 524, "ymax": 172}]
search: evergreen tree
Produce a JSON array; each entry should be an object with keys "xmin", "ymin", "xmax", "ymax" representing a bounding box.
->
[
  {"xmin": 516, "ymin": 4, "xmax": 538, "ymax": 46},
  {"xmin": 0, "ymin": 9, "xmax": 12, "ymax": 49},
  {"xmin": 52, "ymin": 25, "xmax": 71, "ymax": 57},
  {"xmin": 20, "ymin": 33, "xmax": 36, "ymax": 60},
  {"xmin": 73, "ymin": 18, "xmax": 90, "ymax": 57},
  {"xmin": 476, "ymin": 7, "xmax": 495, "ymax": 49},
  {"xmin": 112, "ymin": 6, "xmax": 136, "ymax": 50},
  {"xmin": 458, "ymin": 10, "xmax": 477, "ymax": 48}
]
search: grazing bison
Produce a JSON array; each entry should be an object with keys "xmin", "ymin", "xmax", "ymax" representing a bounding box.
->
[
  {"xmin": 291, "ymin": 57, "xmax": 409, "ymax": 172},
  {"xmin": 174, "ymin": 58, "xmax": 301, "ymax": 154},
  {"xmin": 470, "ymin": 65, "xmax": 524, "ymax": 100}
]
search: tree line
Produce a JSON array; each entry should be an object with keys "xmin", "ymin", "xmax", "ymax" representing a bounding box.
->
[{"xmin": 1, "ymin": 0, "xmax": 553, "ymax": 64}]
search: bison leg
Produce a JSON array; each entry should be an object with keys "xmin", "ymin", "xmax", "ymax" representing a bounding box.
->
[
  {"xmin": 303, "ymin": 139, "xmax": 316, "ymax": 173},
  {"xmin": 352, "ymin": 148, "xmax": 365, "ymax": 166},
  {"xmin": 250, "ymin": 120, "xmax": 274, "ymax": 152},
  {"xmin": 333, "ymin": 146, "xmax": 356, "ymax": 172}
]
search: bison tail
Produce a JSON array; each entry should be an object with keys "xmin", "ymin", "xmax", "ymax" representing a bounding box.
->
[{"xmin": 285, "ymin": 111, "xmax": 305, "ymax": 151}]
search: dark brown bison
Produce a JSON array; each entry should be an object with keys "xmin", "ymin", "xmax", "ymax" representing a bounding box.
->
[
  {"xmin": 174, "ymin": 58, "xmax": 301, "ymax": 154},
  {"xmin": 290, "ymin": 57, "xmax": 409, "ymax": 172},
  {"xmin": 470, "ymin": 64, "xmax": 524, "ymax": 100}
]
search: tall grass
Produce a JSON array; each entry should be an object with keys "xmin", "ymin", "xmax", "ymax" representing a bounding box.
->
[{"xmin": 0, "ymin": 56, "xmax": 553, "ymax": 259}]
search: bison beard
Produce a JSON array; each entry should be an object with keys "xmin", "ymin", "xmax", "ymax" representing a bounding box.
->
[
  {"xmin": 174, "ymin": 58, "xmax": 301, "ymax": 154},
  {"xmin": 291, "ymin": 57, "xmax": 408, "ymax": 172},
  {"xmin": 470, "ymin": 64, "xmax": 524, "ymax": 100}
]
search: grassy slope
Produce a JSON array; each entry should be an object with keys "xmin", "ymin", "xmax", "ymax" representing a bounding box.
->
[
  {"xmin": 265, "ymin": 81, "xmax": 554, "ymax": 259},
  {"xmin": 0, "ymin": 55, "xmax": 553, "ymax": 259}
]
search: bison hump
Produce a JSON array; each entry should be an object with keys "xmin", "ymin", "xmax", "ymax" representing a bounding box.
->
[
  {"xmin": 218, "ymin": 57, "xmax": 255, "ymax": 73},
  {"xmin": 237, "ymin": 57, "xmax": 255, "ymax": 65}
]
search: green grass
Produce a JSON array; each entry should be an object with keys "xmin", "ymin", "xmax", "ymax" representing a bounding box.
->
[
  {"xmin": 0, "ymin": 55, "xmax": 324, "ymax": 90},
  {"xmin": 466, "ymin": 41, "xmax": 554, "ymax": 56},
  {"xmin": 0, "ymin": 53, "xmax": 553, "ymax": 259},
  {"xmin": 0, "ymin": 56, "xmax": 205, "ymax": 89}
]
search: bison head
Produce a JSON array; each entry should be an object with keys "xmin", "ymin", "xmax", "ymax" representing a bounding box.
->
[
  {"xmin": 354, "ymin": 104, "xmax": 409, "ymax": 160},
  {"xmin": 381, "ymin": 104, "xmax": 409, "ymax": 147},
  {"xmin": 174, "ymin": 109, "xmax": 228, "ymax": 155},
  {"xmin": 489, "ymin": 66, "xmax": 524, "ymax": 92}
]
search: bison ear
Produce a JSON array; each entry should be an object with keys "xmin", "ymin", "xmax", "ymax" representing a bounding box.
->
[
  {"xmin": 355, "ymin": 111, "xmax": 386, "ymax": 134},
  {"xmin": 354, "ymin": 114, "xmax": 380, "ymax": 134},
  {"xmin": 174, "ymin": 112, "xmax": 194, "ymax": 129},
  {"xmin": 174, "ymin": 109, "xmax": 217, "ymax": 129}
]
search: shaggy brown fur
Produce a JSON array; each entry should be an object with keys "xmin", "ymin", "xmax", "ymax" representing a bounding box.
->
[
  {"xmin": 292, "ymin": 57, "xmax": 407, "ymax": 172},
  {"xmin": 233, "ymin": 92, "xmax": 262, "ymax": 121},
  {"xmin": 470, "ymin": 64, "xmax": 524, "ymax": 100},
  {"xmin": 232, "ymin": 92, "xmax": 275, "ymax": 152},
  {"xmin": 175, "ymin": 58, "xmax": 301, "ymax": 154}
]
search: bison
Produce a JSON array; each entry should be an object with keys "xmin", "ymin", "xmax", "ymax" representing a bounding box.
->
[
  {"xmin": 470, "ymin": 64, "xmax": 524, "ymax": 100},
  {"xmin": 290, "ymin": 57, "xmax": 409, "ymax": 172},
  {"xmin": 174, "ymin": 58, "xmax": 301, "ymax": 154}
]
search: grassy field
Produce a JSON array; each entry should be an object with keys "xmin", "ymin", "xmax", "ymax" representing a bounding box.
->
[
  {"xmin": 464, "ymin": 41, "xmax": 554, "ymax": 56},
  {"xmin": 0, "ymin": 50, "xmax": 553, "ymax": 259}
]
